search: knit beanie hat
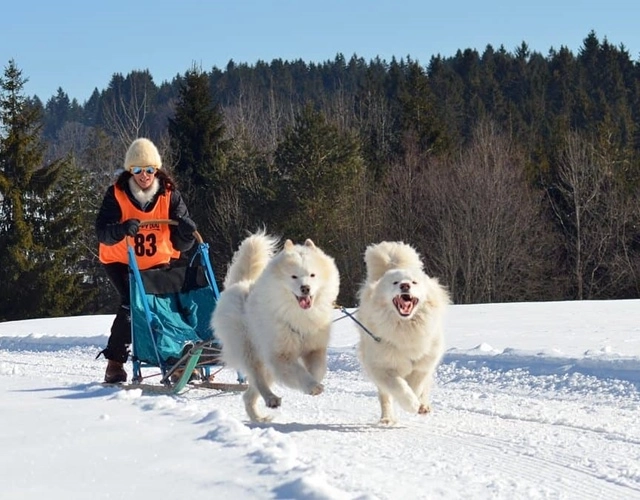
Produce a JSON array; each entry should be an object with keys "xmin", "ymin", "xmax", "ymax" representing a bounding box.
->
[{"xmin": 124, "ymin": 138, "xmax": 162, "ymax": 171}]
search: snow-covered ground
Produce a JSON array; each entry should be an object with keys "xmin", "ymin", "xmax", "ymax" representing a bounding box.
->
[{"xmin": 1, "ymin": 300, "xmax": 640, "ymax": 499}]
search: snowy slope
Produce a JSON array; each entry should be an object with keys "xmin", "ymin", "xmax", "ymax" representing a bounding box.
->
[{"xmin": 1, "ymin": 300, "xmax": 640, "ymax": 499}]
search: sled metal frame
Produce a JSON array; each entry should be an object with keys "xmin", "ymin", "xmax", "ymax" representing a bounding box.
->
[{"xmin": 126, "ymin": 219, "xmax": 246, "ymax": 394}]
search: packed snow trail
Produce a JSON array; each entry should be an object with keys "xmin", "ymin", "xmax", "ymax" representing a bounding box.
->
[{"xmin": 2, "ymin": 341, "xmax": 640, "ymax": 500}]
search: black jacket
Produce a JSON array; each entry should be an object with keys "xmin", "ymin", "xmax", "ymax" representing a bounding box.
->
[{"xmin": 95, "ymin": 173, "xmax": 195, "ymax": 253}]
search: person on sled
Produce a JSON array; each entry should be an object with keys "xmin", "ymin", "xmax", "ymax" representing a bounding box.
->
[{"xmin": 96, "ymin": 138, "xmax": 197, "ymax": 383}]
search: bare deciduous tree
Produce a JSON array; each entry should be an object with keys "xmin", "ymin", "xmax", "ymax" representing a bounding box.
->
[
  {"xmin": 548, "ymin": 130, "xmax": 636, "ymax": 299},
  {"xmin": 387, "ymin": 120, "xmax": 555, "ymax": 304},
  {"xmin": 102, "ymin": 72, "xmax": 152, "ymax": 147}
]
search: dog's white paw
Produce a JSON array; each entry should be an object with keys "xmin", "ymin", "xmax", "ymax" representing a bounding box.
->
[
  {"xmin": 379, "ymin": 417, "xmax": 397, "ymax": 426},
  {"xmin": 265, "ymin": 395, "xmax": 282, "ymax": 408},
  {"xmin": 251, "ymin": 414, "xmax": 274, "ymax": 423},
  {"xmin": 245, "ymin": 405, "xmax": 274, "ymax": 423},
  {"xmin": 398, "ymin": 395, "xmax": 421, "ymax": 414},
  {"xmin": 308, "ymin": 383, "xmax": 324, "ymax": 396},
  {"xmin": 418, "ymin": 403, "xmax": 431, "ymax": 415}
]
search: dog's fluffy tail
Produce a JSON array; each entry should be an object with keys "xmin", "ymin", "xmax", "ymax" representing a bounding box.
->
[
  {"xmin": 364, "ymin": 241, "xmax": 424, "ymax": 283},
  {"xmin": 223, "ymin": 230, "xmax": 279, "ymax": 288}
]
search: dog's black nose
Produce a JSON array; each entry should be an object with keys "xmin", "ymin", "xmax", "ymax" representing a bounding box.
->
[
  {"xmin": 400, "ymin": 282, "xmax": 410, "ymax": 292},
  {"xmin": 300, "ymin": 284, "xmax": 310, "ymax": 295}
]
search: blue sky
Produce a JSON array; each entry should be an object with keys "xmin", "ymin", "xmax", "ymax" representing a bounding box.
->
[{"xmin": 3, "ymin": 0, "xmax": 640, "ymax": 104}]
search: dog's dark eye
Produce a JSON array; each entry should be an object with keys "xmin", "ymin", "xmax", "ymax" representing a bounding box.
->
[
  {"xmin": 291, "ymin": 275, "xmax": 297, "ymax": 279},
  {"xmin": 393, "ymin": 281, "xmax": 399, "ymax": 285},
  {"xmin": 412, "ymin": 281, "xmax": 417, "ymax": 285},
  {"xmin": 310, "ymin": 273, "xmax": 315, "ymax": 278}
]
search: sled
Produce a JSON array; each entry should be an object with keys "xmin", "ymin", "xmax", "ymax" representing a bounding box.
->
[{"xmin": 124, "ymin": 219, "xmax": 247, "ymax": 394}]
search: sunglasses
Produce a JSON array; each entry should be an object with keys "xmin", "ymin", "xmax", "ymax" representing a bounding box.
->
[{"xmin": 130, "ymin": 166, "xmax": 158, "ymax": 175}]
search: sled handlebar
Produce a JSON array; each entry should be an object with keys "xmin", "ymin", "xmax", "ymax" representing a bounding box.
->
[{"xmin": 139, "ymin": 219, "xmax": 203, "ymax": 244}]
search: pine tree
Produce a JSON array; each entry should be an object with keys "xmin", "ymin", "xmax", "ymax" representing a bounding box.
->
[
  {"xmin": 269, "ymin": 104, "xmax": 366, "ymax": 304},
  {"xmin": 168, "ymin": 65, "xmax": 230, "ymax": 262},
  {"xmin": 398, "ymin": 61, "xmax": 450, "ymax": 155},
  {"xmin": 43, "ymin": 88, "xmax": 71, "ymax": 139},
  {"xmin": 0, "ymin": 60, "xmax": 90, "ymax": 320},
  {"xmin": 271, "ymin": 104, "xmax": 363, "ymax": 243}
]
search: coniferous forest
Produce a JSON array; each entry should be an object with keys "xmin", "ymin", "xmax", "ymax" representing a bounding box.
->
[{"xmin": 2, "ymin": 31, "xmax": 640, "ymax": 320}]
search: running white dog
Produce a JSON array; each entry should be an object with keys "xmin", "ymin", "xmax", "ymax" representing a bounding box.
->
[
  {"xmin": 211, "ymin": 230, "xmax": 340, "ymax": 422},
  {"xmin": 356, "ymin": 241, "xmax": 450, "ymax": 425}
]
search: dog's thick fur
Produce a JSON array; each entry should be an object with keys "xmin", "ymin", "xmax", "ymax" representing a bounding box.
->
[
  {"xmin": 211, "ymin": 230, "xmax": 340, "ymax": 422},
  {"xmin": 357, "ymin": 241, "xmax": 450, "ymax": 425}
]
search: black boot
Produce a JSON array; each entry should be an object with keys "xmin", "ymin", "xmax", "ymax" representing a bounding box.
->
[{"xmin": 104, "ymin": 360, "xmax": 127, "ymax": 384}]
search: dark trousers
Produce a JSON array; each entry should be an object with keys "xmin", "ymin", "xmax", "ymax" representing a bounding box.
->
[{"xmin": 101, "ymin": 263, "xmax": 131, "ymax": 363}]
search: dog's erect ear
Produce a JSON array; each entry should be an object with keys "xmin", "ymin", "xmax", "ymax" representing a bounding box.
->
[
  {"xmin": 304, "ymin": 239, "xmax": 316, "ymax": 249},
  {"xmin": 284, "ymin": 239, "xmax": 294, "ymax": 251}
]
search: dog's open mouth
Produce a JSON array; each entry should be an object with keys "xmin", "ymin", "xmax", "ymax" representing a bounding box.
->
[
  {"xmin": 296, "ymin": 295, "xmax": 313, "ymax": 310},
  {"xmin": 393, "ymin": 294, "xmax": 418, "ymax": 316}
]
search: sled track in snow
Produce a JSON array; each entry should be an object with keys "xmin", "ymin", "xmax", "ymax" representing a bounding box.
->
[{"xmin": 3, "ymin": 344, "xmax": 640, "ymax": 499}]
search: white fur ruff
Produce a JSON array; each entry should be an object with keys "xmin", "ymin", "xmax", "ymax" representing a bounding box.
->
[
  {"xmin": 211, "ymin": 230, "xmax": 340, "ymax": 422},
  {"xmin": 356, "ymin": 241, "xmax": 450, "ymax": 425}
]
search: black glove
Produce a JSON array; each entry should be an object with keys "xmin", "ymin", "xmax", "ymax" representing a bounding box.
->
[
  {"xmin": 121, "ymin": 218, "xmax": 140, "ymax": 237},
  {"xmin": 177, "ymin": 216, "xmax": 197, "ymax": 239}
]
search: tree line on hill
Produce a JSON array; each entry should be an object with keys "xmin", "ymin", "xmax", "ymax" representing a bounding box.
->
[{"xmin": 1, "ymin": 30, "xmax": 640, "ymax": 321}]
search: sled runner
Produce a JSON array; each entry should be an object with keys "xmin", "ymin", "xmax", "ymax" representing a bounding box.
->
[{"xmin": 123, "ymin": 219, "xmax": 246, "ymax": 394}]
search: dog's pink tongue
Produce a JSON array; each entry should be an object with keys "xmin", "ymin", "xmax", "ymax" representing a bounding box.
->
[
  {"xmin": 298, "ymin": 296, "xmax": 312, "ymax": 309},
  {"xmin": 393, "ymin": 296, "xmax": 414, "ymax": 315}
]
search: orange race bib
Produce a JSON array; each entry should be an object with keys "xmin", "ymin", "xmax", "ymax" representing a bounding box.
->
[{"xmin": 99, "ymin": 185, "xmax": 180, "ymax": 269}]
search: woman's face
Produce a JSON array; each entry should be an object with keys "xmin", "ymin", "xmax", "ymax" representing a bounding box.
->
[{"xmin": 130, "ymin": 166, "xmax": 158, "ymax": 190}]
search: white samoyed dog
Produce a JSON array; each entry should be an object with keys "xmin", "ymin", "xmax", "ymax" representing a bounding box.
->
[
  {"xmin": 356, "ymin": 241, "xmax": 450, "ymax": 425},
  {"xmin": 211, "ymin": 230, "xmax": 340, "ymax": 422}
]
